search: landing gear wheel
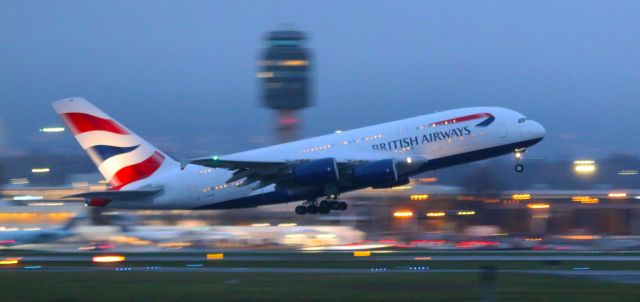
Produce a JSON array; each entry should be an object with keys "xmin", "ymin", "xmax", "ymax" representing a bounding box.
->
[
  {"xmin": 318, "ymin": 205, "xmax": 331, "ymax": 214},
  {"xmin": 295, "ymin": 206, "xmax": 307, "ymax": 215},
  {"xmin": 319, "ymin": 200, "xmax": 331, "ymax": 209},
  {"xmin": 307, "ymin": 205, "xmax": 318, "ymax": 214},
  {"xmin": 338, "ymin": 201, "xmax": 348, "ymax": 211},
  {"xmin": 515, "ymin": 164, "xmax": 524, "ymax": 173},
  {"xmin": 330, "ymin": 201, "xmax": 340, "ymax": 211}
]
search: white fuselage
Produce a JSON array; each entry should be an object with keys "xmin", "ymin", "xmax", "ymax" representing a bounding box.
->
[{"xmin": 109, "ymin": 107, "xmax": 545, "ymax": 210}]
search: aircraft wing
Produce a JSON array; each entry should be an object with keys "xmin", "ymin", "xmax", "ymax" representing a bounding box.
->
[
  {"xmin": 190, "ymin": 154, "xmax": 418, "ymax": 190},
  {"xmin": 190, "ymin": 157, "xmax": 297, "ymax": 189},
  {"xmin": 65, "ymin": 186, "xmax": 162, "ymax": 201}
]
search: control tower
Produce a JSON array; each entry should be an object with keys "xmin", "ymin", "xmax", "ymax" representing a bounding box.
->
[{"xmin": 259, "ymin": 29, "xmax": 312, "ymax": 143}]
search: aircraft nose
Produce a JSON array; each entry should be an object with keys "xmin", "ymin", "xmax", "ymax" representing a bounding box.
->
[{"xmin": 530, "ymin": 121, "xmax": 546, "ymax": 139}]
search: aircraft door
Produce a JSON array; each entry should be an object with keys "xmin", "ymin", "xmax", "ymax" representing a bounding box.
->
[{"xmin": 495, "ymin": 122, "xmax": 507, "ymax": 139}]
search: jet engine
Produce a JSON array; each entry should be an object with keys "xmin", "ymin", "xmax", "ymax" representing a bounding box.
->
[
  {"xmin": 353, "ymin": 159, "xmax": 398, "ymax": 187},
  {"xmin": 293, "ymin": 158, "xmax": 339, "ymax": 186}
]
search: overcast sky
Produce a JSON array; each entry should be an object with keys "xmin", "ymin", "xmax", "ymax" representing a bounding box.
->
[{"xmin": 1, "ymin": 1, "xmax": 639, "ymax": 159}]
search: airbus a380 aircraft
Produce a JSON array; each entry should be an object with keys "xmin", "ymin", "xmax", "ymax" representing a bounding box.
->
[{"xmin": 53, "ymin": 98, "xmax": 545, "ymax": 215}]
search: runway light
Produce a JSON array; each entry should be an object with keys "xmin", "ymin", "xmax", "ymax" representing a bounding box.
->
[
  {"xmin": 457, "ymin": 210, "xmax": 475, "ymax": 215},
  {"xmin": 527, "ymin": 203, "xmax": 550, "ymax": 209},
  {"xmin": 393, "ymin": 210, "xmax": 414, "ymax": 218},
  {"xmin": 256, "ymin": 71, "xmax": 273, "ymax": 78},
  {"xmin": 206, "ymin": 253, "xmax": 224, "ymax": 260},
  {"xmin": 353, "ymin": 251, "xmax": 371, "ymax": 257},
  {"xmin": 608, "ymin": 192, "xmax": 627, "ymax": 199},
  {"xmin": 92, "ymin": 255, "xmax": 125, "ymax": 263},
  {"xmin": 27, "ymin": 202, "xmax": 64, "ymax": 206},
  {"xmin": 277, "ymin": 223, "xmax": 297, "ymax": 227},
  {"xmin": 12, "ymin": 195, "xmax": 44, "ymax": 201},
  {"xmin": 571, "ymin": 196, "xmax": 599, "ymax": 204},
  {"xmin": 250, "ymin": 223, "xmax": 270, "ymax": 227},
  {"xmin": 39, "ymin": 127, "xmax": 65, "ymax": 133},
  {"xmin": 426, "ymin": 211, "xmax": 446, "ymax": 217},
  {"xmin": 512, "ymin": 193, "xmax": 531, "ymax": 200},
  {"xmin": 524, "ymin": 237, "xmax": 543, "ymax": 242},
  {"xmin": 619, "ymin": 170, "xmax": 639, "ymax": 176},
  {"xmin": 573, "ymin": 160, "xmax": 596, "ymax": 174},
  {"xmin": 9, "ymin": 178, "xmax": 29, "ymax": 185},
  {"xmin": 410, "ymin": 194, "xmax": 429, "ymax": 201},
  {"xmin": 31, "ymin": 168, "xmax": 50, "ymax": 173}
]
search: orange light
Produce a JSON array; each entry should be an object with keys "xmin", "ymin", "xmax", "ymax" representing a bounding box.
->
[
  {"xmin": 457, "ymin": 211, "xmax": 475, "ymax": 215},
  {"xmin": 512, "ymin": 194, "xmax": 531, "ymax": 200},
  {"xmin": 410, "ymin": 194, "xmax": 429, "ymax": 201},
  {"xmin": 608, "ymin": 192, "xmax": 627, "ymax": 198},
  {"xmin": 558, "ymin": 235, "xmax": 599, "ymax": 240},
  {"xmin": 426, "ymin": 211, "xmax": 446, "ymax": 217},
  {"xmin": 0, "ymin": 258, "xmax": 20, "ymax": 265},
  {"xmin": 417, "ymin": 177, "xmax": 438, "ymax": 183},
  {"xmin": 393, "ymin": 210, "xmax": 414, "ymax": 218},
  {"xmin": 572, "ymin": 196, "xmax": 599, "ymax": 204},
  {"xmin": 280, "ymin": 60, "xmax": 308, "ymax": 66},
  {"xmin": 527, "ymin": 203, "xmax": 550, "ymax": 209},
  {"xmin": 92, "ymin": 255, "xmax": 125, "ymax": 263},
  {"xmin": 354, "ymin": 251, "xmax": 371, "ymax": 257},
  {"xmin": 206, "ymin": 253, "xmax": 224, "ymax": 260}
]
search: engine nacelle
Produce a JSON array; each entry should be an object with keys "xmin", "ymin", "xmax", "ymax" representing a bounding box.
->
[
  {"xmin": 353, "ymin": 159, "xmax": 398, "ymax": 187},
  {"xmin": 293, "ymin": 158, "xmax": 339, "ymax": 186}
]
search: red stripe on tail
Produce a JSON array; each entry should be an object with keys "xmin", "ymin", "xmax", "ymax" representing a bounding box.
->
[
  {"xmin": 109, "ymin": 152, "xmax": 164, "ymax": 189},
  {"xmin": 61, "ymin": 112, "xmax": 129, "ymax": 135}
]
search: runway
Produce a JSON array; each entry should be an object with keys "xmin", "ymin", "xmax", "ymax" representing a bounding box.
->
[
  {"xmin": 15, "ymin": 255, "xmax": 640, "ymax": 262},
  {"xmin": 3, "ymin": 265, "xmax": 640, "ymax": 282}
]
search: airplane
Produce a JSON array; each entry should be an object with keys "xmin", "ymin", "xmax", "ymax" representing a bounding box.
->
[
  {"xmin": 0, "ymin": 215, "xmax": 84, "ymax": 246},
  {"xmin": 53, "ymin": 98, "xmax": 545, "ymax": 215}
]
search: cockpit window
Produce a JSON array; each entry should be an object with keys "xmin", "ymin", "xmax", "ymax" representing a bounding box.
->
[{"xmin": 517, "ymin": 117, "xmax": 529, "ymax": 123}]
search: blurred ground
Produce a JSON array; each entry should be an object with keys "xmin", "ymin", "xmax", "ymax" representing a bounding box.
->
[{"xmin": 1, "ymin": 272, "xmax": 639, "ymax": 302}]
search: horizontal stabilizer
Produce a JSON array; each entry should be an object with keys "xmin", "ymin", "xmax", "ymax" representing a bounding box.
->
[{"xmin": 65, "ymin": 186, "xmax": 162, "ymax": 201}]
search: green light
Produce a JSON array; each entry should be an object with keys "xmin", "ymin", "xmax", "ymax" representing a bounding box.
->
[{"xmin": 212, "ymin": 156, "xmax": 219, "ymax": 161}]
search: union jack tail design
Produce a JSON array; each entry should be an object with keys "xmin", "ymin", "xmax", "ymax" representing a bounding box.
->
[{"xmin": 52, "ymin": 98, "xmax": 179, "ymax": 190}]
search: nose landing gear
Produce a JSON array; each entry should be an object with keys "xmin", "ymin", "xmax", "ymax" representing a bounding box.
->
[
  {"xmin": 514, "ymin": 148, "xmax": 526, "ymax": 173},
  {"xmin": 295, "ymin": 195, "xmax": 348, "ymax": 215}
]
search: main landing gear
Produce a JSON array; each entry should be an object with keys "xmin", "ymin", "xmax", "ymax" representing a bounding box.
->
[
  {"xmin": 514, "ymin": 148, "xmax": 526, "ymax": 173},
  {"xmin": 295, "ymin": 195, "xmax": 348, "ymax": 215}
]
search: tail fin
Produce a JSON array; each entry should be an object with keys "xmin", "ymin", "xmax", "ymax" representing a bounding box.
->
[{"xmin": 52, "ymin": 98, "xmax": 179, "ymax": 190}]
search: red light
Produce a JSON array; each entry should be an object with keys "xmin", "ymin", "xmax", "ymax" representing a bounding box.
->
[
  {"xmin": 87, "ymin": 198, "xmax": 110, "ymax": 207},
  {"xmin": 0, "ymin": 240, "xmax": 17, "ymax": 245},
  {"xmin": 456, "ymin": 241, "xmax": 499, "ymax": 248},
  {"xmin": 278, "ymin": 117, "xmax": 299, "ymax": 126}
]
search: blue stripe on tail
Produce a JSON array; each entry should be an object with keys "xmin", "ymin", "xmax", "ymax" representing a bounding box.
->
[{"xmin": 86, "ymin": 145, "xmax": 140, "ymax": 164}]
